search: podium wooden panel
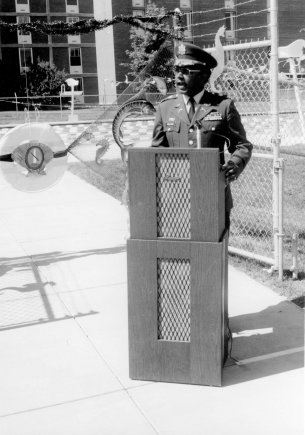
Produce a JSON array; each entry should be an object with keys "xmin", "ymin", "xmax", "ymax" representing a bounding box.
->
[
  {"xmin": 128, "ymin": 148, "xmax": 225, "ymax": 242},
  {"xmin": 127, "ymin": 148, "xmax": 228, "ymax": 387}
]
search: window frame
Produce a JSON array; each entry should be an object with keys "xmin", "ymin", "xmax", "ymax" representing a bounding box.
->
[
  {"xmin": 17, "ymin": 16, "xmax": 32, "ymax": 44},
  {"xmin": 67, "ymin": 16, "xmax": 81, "ymax": 43},
  {"xmin": 225, "ymin": 11, "xmax": 236, "ymax": 40},
  {"xmin": 69, "ymin": 47, "xmax": 82, "ymax": 67},
  {"xmin": 19, "ymin": 47, "xmax": 33, "ymax": 72},
  {"xmin": 132, "ymin": 0, "xmax": 145, "ymax": 7},
  {"xmin": 66, "ymin": 0, "xmax": 79, "ymax": 14},
  {"xmin": 180, "ymin": 0, "xmax": 192, "ymax": 9},
  {"xmin": 15, "ymin": 0, "xmax": 30, "ymax": 13}
]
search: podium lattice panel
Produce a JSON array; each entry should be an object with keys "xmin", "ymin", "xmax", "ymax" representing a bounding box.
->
[
  {"xmin": 156, "ymin": 154, "xmax": 191, "ymax": 239},
  {"xmin": 157, "ymin": 258, "xmax": 191, "ymax": 342}
]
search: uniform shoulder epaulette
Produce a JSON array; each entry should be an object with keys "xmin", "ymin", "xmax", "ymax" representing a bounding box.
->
[{"xmin": 160, "ymin": 94, "xmax": 178, "ymax": 103}]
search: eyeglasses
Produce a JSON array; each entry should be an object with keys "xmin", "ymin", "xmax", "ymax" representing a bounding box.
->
[{"xmin": 174, "ymin": 66, "xmax": 203, "ymax": 75}]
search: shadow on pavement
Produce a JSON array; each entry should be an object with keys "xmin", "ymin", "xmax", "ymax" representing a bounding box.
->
[
  {"xmin": 224, "ymin": 300, "xmax": 304, "ymax": 386},
  {"xmin": 0, "ymin": 245, "xmax": 126, "ymax": 331}
]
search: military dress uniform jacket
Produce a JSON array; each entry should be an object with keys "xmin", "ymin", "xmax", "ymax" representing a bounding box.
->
[{"xmin": 151, "ymin": 91, "xmax": 253, "ymax": 210}]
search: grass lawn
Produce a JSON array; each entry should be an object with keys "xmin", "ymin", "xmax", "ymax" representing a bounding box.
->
[{"xmin": 68, "ymin": 150, "xmax": 305, "ymax": 308}]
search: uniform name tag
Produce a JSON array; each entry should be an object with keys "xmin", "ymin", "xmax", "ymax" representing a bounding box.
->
[
  {"xmin": 204, "ymin": 111, "xmax": 222, "ymax": 121},
  {"xmin": 166, "ymin": 118, "xmax": 176, "ymax": 126}
]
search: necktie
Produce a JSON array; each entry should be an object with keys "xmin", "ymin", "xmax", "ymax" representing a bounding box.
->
[{"xmin": 188, "ymin": 97, "xmax": 195, "ymax": 121}]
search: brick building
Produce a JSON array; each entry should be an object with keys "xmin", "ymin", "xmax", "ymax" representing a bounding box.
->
[
  {"xmin": 108, "ymin": 0, "xmax": 304, "ymax": 98},
  {"xmin": 0, "ymin": 0, "xmax": 98, "ymax": 106}
]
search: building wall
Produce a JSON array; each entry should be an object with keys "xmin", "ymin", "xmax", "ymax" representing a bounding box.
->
[
  {"xmin": 0, "ymin": 0, "xmax": 99, "ymax": 104},
  {"xmin": 278, "ymin": 0, "xmax": 305, "ymax": 46},
  {"xmin": 108, "ymin": 0, "xmax": 304, "ymax": 94},
  {"xmin": 93, "ymin": 0, "xmax": 116, "ymax": 104},
  {"xmin": 30, "ymin": 0, "xmax": 47, "ymax": 13}
]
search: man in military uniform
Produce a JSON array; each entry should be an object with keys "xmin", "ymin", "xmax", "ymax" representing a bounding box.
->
[{"xmin": 151, "ymin": 42, "xmax": 253, "ymax": 229}]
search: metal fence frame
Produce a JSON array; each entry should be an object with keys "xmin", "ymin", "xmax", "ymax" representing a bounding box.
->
[{"xmin": 203, "ymin": 1, "xmax": 289, "ymax": 279}]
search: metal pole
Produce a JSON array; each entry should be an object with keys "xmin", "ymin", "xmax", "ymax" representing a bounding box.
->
[
  {"xmin": 14, "ymin": 93, "xmax": 18, "ymax": 112},
  {"xmin": 173, "ymin": 8, "xmax": 183, "ymax": 49},
  {"xmin": 278, "ymin": 157, "xmax": 284, "ymax": 280},
  {"xmin": 290, "ymin": 233, "xmax": 299, "ymax": 280},
  {"xmin": 288, "ymin": 58, "xmax": 305, "ymax": 139},
  {"xmin": 270, "ymin": 0, "xmax": 282, "ymax": 279},
  {"xmin": 71, "ymin": 87, "xmax": 75, "ymax": 119}
]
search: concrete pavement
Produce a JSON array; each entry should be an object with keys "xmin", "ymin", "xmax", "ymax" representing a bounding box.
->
[{"xmin": 0, "ymin": 163, "xmax": 303, "ymax": 435}]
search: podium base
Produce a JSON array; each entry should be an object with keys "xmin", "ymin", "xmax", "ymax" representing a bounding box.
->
[{"xmin": 127, "ymin": 234, "xmax": 228, "ymax": 387}]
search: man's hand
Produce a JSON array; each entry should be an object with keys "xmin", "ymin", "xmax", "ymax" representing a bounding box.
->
[{"xmin": 222, "ymin": 161, "xmax": 239, "ymax": 184}]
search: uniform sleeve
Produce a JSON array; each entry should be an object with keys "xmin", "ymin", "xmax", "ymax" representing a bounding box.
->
[
  {"xmin": 225, "ymin": 100, "xmax": 253, "ymax": 173},
  {"xmin": 151, "ymin": 105, "xmax": 169, "ymax": 148}
]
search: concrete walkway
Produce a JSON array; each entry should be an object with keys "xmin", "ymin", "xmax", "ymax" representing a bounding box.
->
[{"xmin": 0, "ymin": 166, "xmax": 303, "ymax": 435}]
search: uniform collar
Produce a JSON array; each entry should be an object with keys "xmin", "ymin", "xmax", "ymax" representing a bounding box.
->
[{"xmin": 182, "ymin": 89, "xmax": 205, "ymax": 106}]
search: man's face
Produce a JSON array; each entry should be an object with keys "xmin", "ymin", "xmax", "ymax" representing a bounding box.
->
[{"xmin": 174, "ymin": 64, "xmax": 210, "ymax": 96}]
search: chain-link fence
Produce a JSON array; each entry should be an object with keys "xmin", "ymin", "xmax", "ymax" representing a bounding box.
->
[
  {"xmin": 230, "ymin": 153, "xmax": 274, "ymax": 258},
  {"xmin": 65, "ymin": 38, "xmax": 303, "ymax": 276},
  {"xmin": 207, "ymin": 41, "xmax": 305, "ymax": 275},
  {"xmin": 281, "ymin": 151, "xmax": 305, "ymax": 277}
]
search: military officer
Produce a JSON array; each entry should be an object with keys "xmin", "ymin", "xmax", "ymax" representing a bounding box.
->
[{"xmin": 151, "ymin": 42, "xmax": 253, "ymax": 229}]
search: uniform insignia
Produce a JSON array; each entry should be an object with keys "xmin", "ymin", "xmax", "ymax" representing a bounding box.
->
[
  {"xmin": 204, "ymin": 111, "xmax": 222, "ymax": 121},
  {"xmin": 160, "ymin": 94, "xmax": 177, "ymax": 104},
  {"xmin": 166, "ymin": 118, "xmax": 175, "ymax": 126},
  {"xmin": 178, "ymin": 44, "xmax": 186, "ymax": 55}
]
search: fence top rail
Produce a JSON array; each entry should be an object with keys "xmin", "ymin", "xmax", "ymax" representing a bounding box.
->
[{"xmin": 205, "ymin": 39, "xmax": 271, "ymax": 53}]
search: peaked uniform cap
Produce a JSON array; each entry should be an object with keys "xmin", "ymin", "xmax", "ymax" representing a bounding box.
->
[{"xmin": 174, "ymin": 42, "xmax": 217, "ymax": 69}]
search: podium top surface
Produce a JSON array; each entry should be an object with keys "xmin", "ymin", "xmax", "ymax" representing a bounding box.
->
[{"xmin": 128, "ymin": 147, "xmax": 220, "ymax": 156}]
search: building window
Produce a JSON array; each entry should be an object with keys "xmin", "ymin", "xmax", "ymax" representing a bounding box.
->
[
  {"xmin": 132, "ymin": 10, "xmax": 145, "ymax": 17},
  {"xmin": 19, "ymin": 47, "xmax": 32, "ymax": 72},
  {"xmin": 225, "ymin": 11, "xmax": 236, "ymax": 40},
  {"xmin": 183, "ymin": 12, "xmax": 193, "ymax": 40},
  {"xmin": 15, "ymin": 0, "xmax": 30, "ymax": 13},
  {"xmin": 69, "ymin": 47, "xmax": 82, "ymax": 74},
  {"xmin": 17, "ymin": 16, "xmax": 32, "ymax": 44},
  {"xmin": 17, "ymin": 16, "xmax": 30, "ymax": 35},
  {"xmin": 67, "ymin": 16, "xmax": 81, "ymax": 44},
  {"xmin": 70, "ymin": 48, "xmax": 81, "ymax": 66},
  {"xmin": 224, "ymin": 0, "xmax": 235, "ymax": 9},
  {"xmin": 132, "ymin": 0, "xmax": 145, "ymax": 7},
  {"xmin": 66, "ymin": 0, "xmax": 79, "ymax": 14},
  {"xmin": 72, "ymin": 77, "xmax": 83, "ymax": 92},
  {"xmin": 180, "ymin": 0, "xmax": 191, "ymax": 8},
  {"xmin": 67, "ymin": 16, "xmax": 79, "ymax": 24}
]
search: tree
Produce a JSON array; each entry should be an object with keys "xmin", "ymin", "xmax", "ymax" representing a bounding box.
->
[
  {"xmin": 123, "ymin": 0, "xmax": 172, "ymax": 79},
  {"xmin": 19, "ymin": 60, "xmax": 68, "ymax": 108}
]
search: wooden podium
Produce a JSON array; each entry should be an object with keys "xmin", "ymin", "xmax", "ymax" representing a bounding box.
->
[{"xmin": 127, "ymin": 148, "xmax": 228, "ymax": 386}]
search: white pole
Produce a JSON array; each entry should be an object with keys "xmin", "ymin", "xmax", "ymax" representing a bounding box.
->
[
  {"xmin": 290, "ymin": 233, "xmax": 299, "ymax": 280},
  {"xmin": 70, "ymin": 85, "xmax": 75, "ymax": 119},
  {"xmin": 288, "ymin": 58, "xmax": 305, "ymax": 139},
  {"xmin": 173, "ymin": 8, "xmax": 183, "ymax": 49},
  {"xmin": 270, "ymin": 0, "xmax": 282, "ymax": 279},
  {"xmin": 278, "ymin": 157, "xmax": 284, "ymax": 280}
]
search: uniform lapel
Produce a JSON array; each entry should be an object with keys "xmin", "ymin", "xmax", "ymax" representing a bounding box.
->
[{"xmin": 173, "ymin": 94, "xmax": 190, "ymax": 125}]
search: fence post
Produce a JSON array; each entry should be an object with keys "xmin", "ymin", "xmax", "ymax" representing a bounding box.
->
[
  {"xmin": 270, "ymin": 0, "xmax": 283, "ymax": 280},
  {"xmin": 14, "ymin": 93, "xmax": 18, "ymax": 112},
  {"xmin": 172, "ymin": 8, "xmax": 183, "ymax": 48}
]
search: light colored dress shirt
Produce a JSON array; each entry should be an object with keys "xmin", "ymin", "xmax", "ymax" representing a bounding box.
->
[{"xmin": 182, "ymin": 90, "xmax": 205, "ymax": 115}]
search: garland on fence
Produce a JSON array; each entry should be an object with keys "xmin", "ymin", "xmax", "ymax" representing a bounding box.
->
[{"xmin": 0, "ymin": 12, "xmax": 182, "ymax": 37}]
